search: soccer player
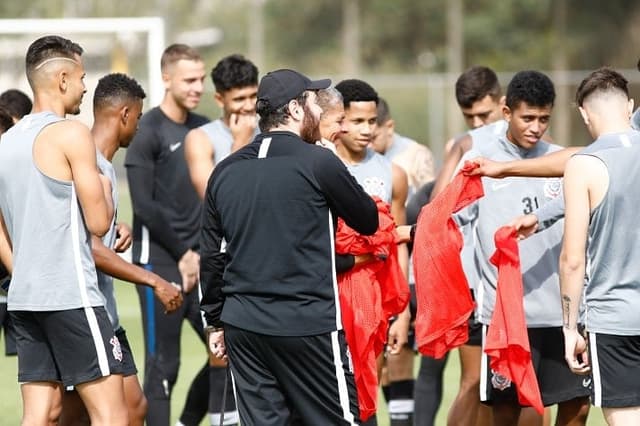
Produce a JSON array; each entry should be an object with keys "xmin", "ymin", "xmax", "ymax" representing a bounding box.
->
[
  {"xmin": 335, "ymin": 78, "xmax": 410, "ymax": 425},
  {"xmin": 371, "ymin": 97, "xmax": 435, "ymax": 198},
  {"xmin": 57, "ymin": 73, "xmax": 183, "ymax": 426},
  {"xmin": 0, "ymin": 35, "xmax": 125, "ymax": 426},
  {"xmin": 560, "ymin": 66, "xmax": 640, "ymax": 426},
  {"xmin": 125, "ymin": 44, "xmax": 235, "ymax": 426},
  {"xmin": 201, "ymin": 68, "xmax": 378, "ymax": 424},
  {"xmin": 185, "ymin": 54, "xmax": 259, "ymax": 199},
  {"xmin": 454, "ymin": 70, "xmax": 589, "ymax": 426}
]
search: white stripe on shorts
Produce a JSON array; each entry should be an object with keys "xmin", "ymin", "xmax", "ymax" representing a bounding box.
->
[
  {"xmin": 70, "ymin": 184, "xmax": 110, "ymax": 376},
  {"xmin": 589, "ymin": 332, "xmax": 602, "ymax": 407},
  {"xmin": 479, "ymin": 324, "xmax": 488, "ymax": 402},
  {"xmin": 331, "ymin": 330, "xmax": 357, "ymax": 425}
]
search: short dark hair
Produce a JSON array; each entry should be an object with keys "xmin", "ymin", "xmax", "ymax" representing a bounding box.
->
[
  {"xmin": 211, "ymin": 54, "xmax": 258, "ymax": 93},
  {"xmin": 93, "ymin": 73, "xmax": 146, "ymax": 111},
  {"xmin": 335, "ymin": 79, "xmax": 378, "ymax": 108},
  {"xmin": 455, "ymin": 66, "xmax": 501, "ymax": 108},
  {"xmin": 0, "ymin": 107, "xmax": 13, "ymax": 134},
  {"xmin": 161, "ymin": 44, "xmax": 201, "ymax": 71},
  {"xmin": 0, "ymin": 89, "xmax": 32, "ymax": 119},
  {"xmin": 26, "ymin": 35, "xmax": 83, "ymax": 84},
  {"xmin": 376, "ymin": 97, "xmax": 391, "ymax": 125},
  {"xmin": 257, "ymin": 91, "xmax": 308, "ymax": 132},
  {"xmin": 505, "ymin": 70, "xmax": 555, "ymax": 110},
  {"xmin": 575, "ymin": 67, "xmax": 629, "ymax": 107}
]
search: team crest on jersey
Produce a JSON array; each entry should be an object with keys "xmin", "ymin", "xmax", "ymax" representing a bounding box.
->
[
  {"xmin": 362, "ymin": 177, "xmax": 387, "ymax": 200},
  {"xmin": 543, "ymin": 178, "xmax": 562, "ymax": 200},
  {"xmin": 110, "ymin": 336, "xmax": 123, "ymax": 362},
  {"xmin": 491, "ymin": 370, "xmax": 511, "ymax": 390}
]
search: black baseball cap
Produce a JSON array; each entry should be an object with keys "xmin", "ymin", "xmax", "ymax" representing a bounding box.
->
[{"xmin": 257, "ymin": 69, "xmax": 331, "ymax": 110}]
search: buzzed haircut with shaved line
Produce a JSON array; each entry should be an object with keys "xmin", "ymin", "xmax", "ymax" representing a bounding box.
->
[
  {"xmin": 160, "ymin": 44, "xmax": 202, "ymax": 72},
  {"xmin": 575, "ymin": 67, "xmax": 629, "ymax": 107},
  {"xmin": 25, "ymin": 35, "xmax": 83, "ymax": 85},
  {"xmin": 211, "ymin": 54, "xmax": 258, "ymax": 93},
  {"xmin": 455, "ymin": 65, "xmax": 501, "ymax": 108},
  {"xmin": 93, "ymin": 73, "xmax": 146, "ymax": 111}
]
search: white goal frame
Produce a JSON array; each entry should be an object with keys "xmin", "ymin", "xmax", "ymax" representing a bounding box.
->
[{"xmin": 0, "ymin": 17, "xmax": 166, "ymax": 107}]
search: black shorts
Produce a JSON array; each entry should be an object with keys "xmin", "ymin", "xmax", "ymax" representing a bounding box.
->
[
  {"xmin": 115, "ymin": 327, "xmax": 137, "ymax": 377},
  {"xmin": 11, "ymin": 307, "xmax": 126, "ymax": 386},
  {"xmin": 0, "ymin": 301, "xmax": 17, "ymax": 356},
  {"xmin": 588, "ymin": 332, "xmax": 640, "ymax": 408},
  {"xmin": 480, "ymin": 326, "xmax": 590, "ymax": 406}
]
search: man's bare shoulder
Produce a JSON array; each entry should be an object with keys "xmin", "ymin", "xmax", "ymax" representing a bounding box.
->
[
  {"xmin": 185, "ymin": 127, "xmax": 213, "ymax": 152},
  {"xmin": 40, "ymin": 119, "xmax": 91, "ymax": 146}
]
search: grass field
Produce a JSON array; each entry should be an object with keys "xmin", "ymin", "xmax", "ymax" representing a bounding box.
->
[
  {"xmin": 0, "ymin": 182, "xmax": 608, "ymax": 425},
  {"xmin": 0, "ymin": 274, "xmax": 611, "ymax": 426}
]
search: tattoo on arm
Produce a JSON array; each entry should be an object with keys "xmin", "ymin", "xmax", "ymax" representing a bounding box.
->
[{"xmin": 562, "ymin": 294, "xmax": 572, "ymax": 329}]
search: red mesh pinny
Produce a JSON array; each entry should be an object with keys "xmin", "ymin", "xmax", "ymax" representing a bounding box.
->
[
  {"xmin": 485, "ymin": 226, "xmax": 543, "ymax": 414},
  {"xmin": 335, "ymin": 197, "xmax": 409, "ymax": 421},
  {"xmin": 413, "ymin": 162, "xmax": 484, "ymax": 359}
]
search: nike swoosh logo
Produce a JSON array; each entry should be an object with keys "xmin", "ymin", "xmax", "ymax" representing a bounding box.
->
[
  {"xmin": 583, "ymin": 378, "xmax": 591, "ymax": 387},
  {"xmin": 169, "ymin": 142, "xmax": 182, "ymax": 152},
  {"xmin": 492, "ymin": 181, "xmax": 511, "ymax": 191}
]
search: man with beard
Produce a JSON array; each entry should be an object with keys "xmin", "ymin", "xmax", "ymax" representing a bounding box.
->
[{"xmin": 200, "ymin": 69, "xmax": 379, "ymax": 425}]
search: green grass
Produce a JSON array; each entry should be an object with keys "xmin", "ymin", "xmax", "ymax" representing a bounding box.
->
[{"xmin": 0, "ymin": 277, "xmax": 610, "ymax": 426}]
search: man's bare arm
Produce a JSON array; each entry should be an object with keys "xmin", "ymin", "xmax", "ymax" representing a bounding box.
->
[
  {"xmin": 470, "ymin": 147, "xmax": 582, "ymax": 179},
  {"xmin": 184, "ymin": 128, "xmax": 215, "ymax": 200},
  {"xmin": 61, "ymin": 122, "xmax": 113, "ymax": 236},
  {"xmin": 0, "ymin": 211, "xmax": 12, "ymax": 274},
  {"xmin": 559, "ymin": 155, "xmax": 604, "ymax": 374},
  {"xmin": 91, "ymin": 235, "xmax": 182, "ymax": 312}
]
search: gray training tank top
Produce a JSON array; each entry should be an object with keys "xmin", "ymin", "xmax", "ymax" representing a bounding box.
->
[
  {"xmin": 583, "ymin": 131, "xmax": 640, "ymax": 335},
  {"xmin": 346, "ymin": 148, "xmax": 393, "ymax": 204},
  {"xmin": 199, "ymin": 119, "xmax": 234, "ymax": 164},
  {"xmin": 96, "ymin": 151, "xmax": 120, "ymax": 330},
  {"xmin": 0, "ymin": 112, "xmax": 104, "ymax": 311}
]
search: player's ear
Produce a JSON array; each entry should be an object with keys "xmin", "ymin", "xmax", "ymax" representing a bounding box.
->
[
  {"xmin": 498, "ymin": 95, "xmax": 506, "ymax": 107},
  {"xmin": 121, "ymin": 105, "xmax": 130, "ymax": 126},
  {"xmin": 214, "ymin": 92, "xmax": 224, "ymax": 109},
  {"xmin": 578, "ymin": 106, "xmax": 589, "ymax": 126},
  {"xmin": 502, "ymin": 105, "xmax": 512, "ymax": 122},
  {"xmin": 628, "ymin": 98, "xmax": 635, "ymax": 118}
]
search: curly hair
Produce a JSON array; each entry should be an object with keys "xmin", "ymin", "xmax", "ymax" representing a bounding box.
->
[
  {"xmin": 335, "ymin": 79, "xmax": 378, "ymax": 108},
  {"xmin": 505, "ymin": 70, "xmax": 555, "ymax": 109},
  {"xmin": 93, "ymin": 73, "xmax": 146, "ymax": 111},
  {"xmin": 211, "ymin": 54, "xmax": 258, "ymax": 93}
]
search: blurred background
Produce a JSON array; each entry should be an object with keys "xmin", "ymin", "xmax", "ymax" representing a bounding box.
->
[{"xmin": 1, "ymin": 0, "xmax": 640, "ymax": 164}]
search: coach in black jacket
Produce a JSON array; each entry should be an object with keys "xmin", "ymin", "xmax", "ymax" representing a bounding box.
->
[{"xmin": 200, "ymin": 69, "xmax": 378, "ymax": 425}]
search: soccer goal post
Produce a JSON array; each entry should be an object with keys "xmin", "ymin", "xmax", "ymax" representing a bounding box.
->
[{"xmin": 0, "ymin": 17, "xmax": 166, "ymax": 108}]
